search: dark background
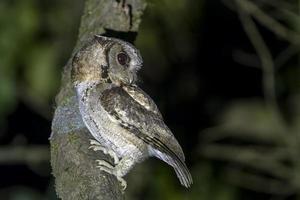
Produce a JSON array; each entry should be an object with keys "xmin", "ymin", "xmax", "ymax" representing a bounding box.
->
[{"xmin": 0, "ymin": 0, "xmax": 299, "ymax": 199}]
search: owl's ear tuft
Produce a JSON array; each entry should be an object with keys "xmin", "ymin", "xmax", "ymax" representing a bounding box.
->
[{"xmin": 94, "ymin": 35, "xmax": 110, "ymax": 46}]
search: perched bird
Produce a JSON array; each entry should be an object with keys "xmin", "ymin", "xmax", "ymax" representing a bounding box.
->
[{"xmin": 71, "ymin": 35, "xmax": 192, "ymax": 189}]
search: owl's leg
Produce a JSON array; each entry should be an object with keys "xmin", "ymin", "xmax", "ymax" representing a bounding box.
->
[
  {"xmin": 89, "ymin": 139, "xmax": 119, "ymax": 164},
  {"xmin": 114, "ymin": 156, "xmax": 135, "ymax": 177}
]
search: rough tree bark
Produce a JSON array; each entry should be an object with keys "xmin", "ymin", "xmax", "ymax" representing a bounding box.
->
[{"xmin": 50, "ymin": 0, "xmax": 147, "ymax": 199}]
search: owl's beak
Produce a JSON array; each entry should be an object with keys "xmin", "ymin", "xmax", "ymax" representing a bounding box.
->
[
  {"xmin": 121, "ymin": 74, "xmax": 134, "ymax": 85},
  {"xmin": 129, "ymin": 76, "xmax": 134, "ymax": 85},
  {"xmin": 121, "ymin": 72, "xmax": 136, "ymax": 85},
  {"xmin": 128, "ymin": 71, "xmax": 138, "ymax": 85},
  {"xmin": 108, "ymin": 71, "xmax": 135, "ymax": 86}
]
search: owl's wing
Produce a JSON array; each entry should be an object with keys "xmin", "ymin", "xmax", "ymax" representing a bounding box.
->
[
  {"xmin": 122, "ymin": 85, "xmax": 163, "ymax": 117},
  {"xmin": 100, "ymin": 86, "xmax": 192, "ymax": 187}
]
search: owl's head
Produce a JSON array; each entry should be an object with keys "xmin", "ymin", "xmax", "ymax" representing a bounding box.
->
[{"xmin": 71, "ymin": 35, "xmax": 143, "ymax": 87}]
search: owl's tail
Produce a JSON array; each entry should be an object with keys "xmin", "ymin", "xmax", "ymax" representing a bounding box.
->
[
  {"xmin": 170, "ymin": 155, "xmax": 193, "ymax": 188},
  {"xmin": 149, "ymin": 147, "xmax": 193, "ymax": 188}
]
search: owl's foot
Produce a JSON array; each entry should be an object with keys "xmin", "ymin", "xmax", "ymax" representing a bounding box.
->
[
  {"xmin": 95, "ymin": 160, "xmax": 127, "ymax": 190},
  {"xmin": 89, "ymin": 139, "xmax": 119, "ymax": 164},
  {"xmin": 116, "ymin": 176, "xmax": 127, "ymax": 191},
  {"xmin": 95, "ymin": 160, "xmax": 114, "ymax": 169}
]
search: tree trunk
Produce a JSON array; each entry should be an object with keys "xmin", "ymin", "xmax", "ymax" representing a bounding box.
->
[{"xmin": 50, "ymin": 0, "xmax": 147, "ymax": 199}]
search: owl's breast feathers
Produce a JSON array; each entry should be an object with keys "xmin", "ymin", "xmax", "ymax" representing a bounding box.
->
[{"xmin": 99, "ymin": 85, "xmax": 192, "ymax": 187}]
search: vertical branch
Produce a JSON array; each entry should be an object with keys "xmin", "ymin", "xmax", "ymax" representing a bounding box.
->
[
  {"xmin": 235, "ymin": 0, "xmax": 279, "ymax": 114},
  {"xmin": 50, "ymin": 0, "xmax": 147, "ymax": 199}
]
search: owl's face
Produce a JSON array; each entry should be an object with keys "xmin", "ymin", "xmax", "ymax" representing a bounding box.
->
[{"xmin": 71, "ymin": 35, "xmax": 143, "ymax": 87}]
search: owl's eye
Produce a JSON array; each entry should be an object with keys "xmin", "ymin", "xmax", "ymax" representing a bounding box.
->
[{"xmin": 117, "ymin": 52, "xmax": 129, "ymax": 66}]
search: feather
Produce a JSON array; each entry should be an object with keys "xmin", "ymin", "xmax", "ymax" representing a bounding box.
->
[{"xmin": 100, "ymin": 86, "xmax": 193, "ymax": 187}]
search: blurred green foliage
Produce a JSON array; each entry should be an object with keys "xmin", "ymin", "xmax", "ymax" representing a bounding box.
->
[
  {"xmin": 0, "ymin": 0, "xmax": 83, "ymax": 124},
  {"xmin": 200, "ymin": 0, "xmax": 300, "ymax": 198},
  {"xmin": 0, "ymin": 0, "xmax": 82, "ymax": 196}
]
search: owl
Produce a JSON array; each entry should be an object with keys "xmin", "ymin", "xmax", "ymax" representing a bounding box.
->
[{"xmin": 71, "ymin": 35, "xmax": 192, "ymax": 189}]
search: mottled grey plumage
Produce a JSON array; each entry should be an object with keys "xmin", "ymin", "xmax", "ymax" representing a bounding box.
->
[{"xmin": 71, "ymin": 35, "xmax": 192, "ymax": 189}]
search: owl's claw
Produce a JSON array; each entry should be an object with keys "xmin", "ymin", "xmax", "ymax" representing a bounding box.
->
[
  {"xmin": 89, "ymin": 139, "xmax": 101, "ymax": 146},
  {"xmin": 95, "ymin": 160, "xmax": 114, "ymax": 169},
  {"xmin": 89, "ymin": 139, "xmax": 119, "ymax": 164},
  {"xmin": 117, "ymin": 176, "xmax": 127, "ymax": 191},
  {"xmin": 95, "ymin": 159, "xmax": 127, "ymax": 191}
]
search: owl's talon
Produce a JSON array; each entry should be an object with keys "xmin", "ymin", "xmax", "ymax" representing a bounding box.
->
[
  {"xmin": 89, "ymin": 140, "xmax": 119, "ymax": 164},
  {"xmin": 89, "ymin": 145, "xmax": 108, "ymax": 154},
  {"xmin": 117, "ymin": 176, "xmax": 127, "ymax": 191},
  {"xmin": 89, "ymin": 139, "xmax": 101, "ymax": 146},
  {"xmin": 95, "ymin": 159, "xmax": 114, "ymax": 169}
]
